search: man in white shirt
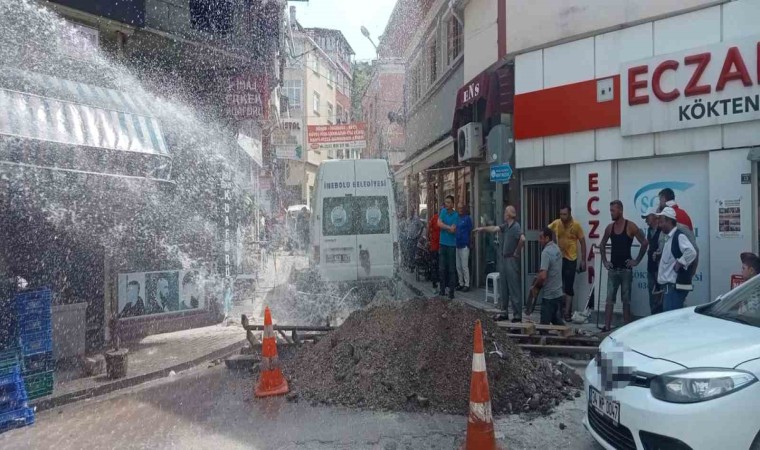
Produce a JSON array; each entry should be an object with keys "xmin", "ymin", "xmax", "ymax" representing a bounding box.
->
[{"xmin": 656, "ymin": 207, "xmax": 697, "ymax": 312}]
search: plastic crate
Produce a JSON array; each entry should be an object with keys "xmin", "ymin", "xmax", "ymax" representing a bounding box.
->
[
  {"xmin": 0, "ymin": 395, "xmax": 27, "ymax": 414},
  {"xmin": 0, "ymin": 366, "xmax": 22, "ymax": 388},
  {"xmin": 0, "ymin": 349, "xmax": 20, "ymax": 377},
  {"xmin": 0, "ymin": 379, "xmax": 27, "ymax": 405},
  {"xmin": 22, "ymin": 351, "xmax": 53, "ymax": 375},
  {"xmin": 24, "ymin": 371, "xmax": 53, "ymax": 400},
  {"xmin": 0, "ymin": 407, "xmax": 35, "ymax": 433},
  {"xmin": 19, "ymin": 330, "xmax": 52, "ymax": 356},
  {"xmin": 17, "ymin": 312, "xmax": 51, "ymax": 335},
  {"xmin": 14, "ymin": 290, "xmax": 52, "ymax": 314}
]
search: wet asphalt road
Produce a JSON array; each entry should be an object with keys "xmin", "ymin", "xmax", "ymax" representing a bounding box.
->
[{"xmin": 0, "ymin": 359, "xmax": 601, "ymax": 450}]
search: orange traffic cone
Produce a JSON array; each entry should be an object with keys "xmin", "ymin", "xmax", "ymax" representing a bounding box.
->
[
  {"xmin": 463, "ymin": 320, "xmax": 501, "ymax": 450},
  {"xmin": 254, "ymin": 306, "xmax": 290, "ymax": 398}
]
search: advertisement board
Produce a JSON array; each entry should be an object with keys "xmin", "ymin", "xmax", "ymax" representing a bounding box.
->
[
  {"xmin": 621, "ymin": 36, "xmax": 760, "ymax": 136},
  {"xmin": 272, "ymin": 119, "xmax": 304, "ymax": 160},
  {"xmin": 226, "ymin": 73, "xmax": 269, "ymax": 121},
  {"xmin": 117, "ymin": 270, "xmax": 206, "ymax": 318},
  {"xmin": 617, "ymin": 153, "xmax": 710, "ymax": 315},
  {"xmin": 307, "ymin": 123, "xmax": 366, "ymax": 152}
]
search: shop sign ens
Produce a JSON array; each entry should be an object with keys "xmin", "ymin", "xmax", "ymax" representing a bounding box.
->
[{"xmin": 621, "ymin": 37, "xmax": 760, "ymax": 136}]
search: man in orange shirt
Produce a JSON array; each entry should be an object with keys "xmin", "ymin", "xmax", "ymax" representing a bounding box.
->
[{"xmin": 548, "ymin": 206, "xmax": 587, "ymax": 321}]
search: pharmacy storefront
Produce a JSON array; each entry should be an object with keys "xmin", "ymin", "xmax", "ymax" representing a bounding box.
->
[{"xmin": 513, "ymin": 4, "xmax": 760, "ymax": 316}]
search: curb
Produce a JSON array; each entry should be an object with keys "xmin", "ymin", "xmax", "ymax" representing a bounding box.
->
[
  {"xmin": 401, "ymin": 278, "xmax": 425, "ymax": 297},
  {"xmin": 31, "ymin": 339, "xmax": 247, "ymax": 412}
]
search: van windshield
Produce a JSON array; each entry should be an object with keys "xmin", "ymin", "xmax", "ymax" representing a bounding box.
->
[{"xmin": 322, "ymin": 196, "xmax": 390, "ymax": 236}]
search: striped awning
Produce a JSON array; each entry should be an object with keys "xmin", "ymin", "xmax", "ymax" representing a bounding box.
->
[{"xmin": 0, "ymin": 87, "xmax": 168, "ymax": 156}]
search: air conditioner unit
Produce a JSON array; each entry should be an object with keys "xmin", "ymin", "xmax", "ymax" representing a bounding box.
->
[{"xmin": 457, "ymin": 122, "xmax": 483, "ymax": 162}]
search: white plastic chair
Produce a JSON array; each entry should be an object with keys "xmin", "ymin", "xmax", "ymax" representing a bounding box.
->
[{"xmin": 485, "ymin": 272, "xmax": 500, "ymax": 305}]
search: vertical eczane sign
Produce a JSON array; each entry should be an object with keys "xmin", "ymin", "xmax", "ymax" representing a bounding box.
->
[{"xmin": 621, "ymin": 37, "xmax": 760, "ymax": 136}]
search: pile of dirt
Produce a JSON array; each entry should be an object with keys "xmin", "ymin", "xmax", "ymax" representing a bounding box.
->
[{"xmin": 282, "ymin": 297, "xmax": 583, "ymax": 416}]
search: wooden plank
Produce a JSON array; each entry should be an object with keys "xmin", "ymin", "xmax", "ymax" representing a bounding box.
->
[
  {"xmin": 495, "ymin": 321, "xmax": 537, "ymax": 335},
  {"xmin": 242, "ymin": 323, "xmax": 335, "ymax": 332},
  {"xmin": 497, "ymin": 321, "xmax": 573, "ymax": 337},
  {"xmin": 519, "ymin": 344, "xmax": 598, "ymax": 355},
  {"xmin": 505, "ymin": 334, "xmax": 601, "ymax": 345},
  {"xmin": 277, "ymin": 329, "xmax": 294, "ymax": 345}
]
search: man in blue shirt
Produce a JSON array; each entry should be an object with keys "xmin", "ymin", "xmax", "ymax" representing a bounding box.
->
[
  {"xmin": 437, "ymin": 195, "xmax": 459, "ymax": 299},
  {"xmin": 456, "ymin": 204, "xmax": 473, "ymax": 292}
]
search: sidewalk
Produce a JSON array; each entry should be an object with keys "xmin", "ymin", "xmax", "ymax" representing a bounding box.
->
[
  {"xmin": 33, "ymin": 253, "xmax": 309, "ymax": 412},
  {"xmin": 399, "ymin": 270, "xmax": 607, "ymax": 336},
  {"xmin": 33, "ymin": 323, "xmax": 247, "ymax": 412}
]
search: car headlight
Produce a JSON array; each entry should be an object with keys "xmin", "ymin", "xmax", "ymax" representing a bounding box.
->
[{"xmin": 651, "ymin": 369, "xmax": 757, "ymax": 403}]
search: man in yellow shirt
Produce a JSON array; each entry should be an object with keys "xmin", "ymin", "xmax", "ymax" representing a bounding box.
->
[{"xmin": 549, "ymin": 206, "xmax": 587, "ymax": 321}]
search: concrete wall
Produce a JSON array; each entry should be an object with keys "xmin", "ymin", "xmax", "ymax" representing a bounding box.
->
[
  {"xmin": 463, "ymin": 0, "xmax": 498, "ymax": 81},
  {"xmin": 505, "ymin": 0, "xmax": 726, "ymax": 54},
  {"xmin": 515, "ymin": 1, "xmax": 760, "ymax": 168},
  {"xmin": 405, "ymin": 62, "xmax": 464, "ymax": 157}
]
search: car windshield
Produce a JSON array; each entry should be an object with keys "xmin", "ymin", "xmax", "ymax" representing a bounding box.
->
[{"xmin": 698, "ymin": 275, "xmax": 760, "ymax": 328}]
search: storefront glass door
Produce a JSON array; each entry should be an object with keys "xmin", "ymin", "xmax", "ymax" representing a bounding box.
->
[
  {"xmin": 522, "ymin": 183, "xmax": 569, "ymax": 289},
  {"xmin": 477, "ymin": 168, "xmax": 499, "ymax": 286}
]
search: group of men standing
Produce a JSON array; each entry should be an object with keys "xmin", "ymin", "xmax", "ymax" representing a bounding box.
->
[
  {"xmin": 428, "ymin": 195, "xmax": 473, "ymax": 299},
  {"xmin": 420, "ymin": 186, "xmax": 760, "ymax": 331}
]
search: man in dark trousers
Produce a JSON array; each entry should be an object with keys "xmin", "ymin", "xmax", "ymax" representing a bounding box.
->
[
  {"xmin": 530, "ymin": 227, "xmax": 565, "ymax": 327},
  {"xmin": 548, "ymin": 206, "xmax": 587, "ymax": 321},
  {"xmin": 600, "ymin": 200, "xmax": 648, "ymax": 331},
  {"xmin": 656, "ymin": 207, "xmax": 697, "ymax": 312},
  {"xmin": 428, "ymin": 203, "xmax": 440, "ymax": 290},
  {"xmin": 475, "ymin": 205, "xmax": 525, "ymax": 322},
  {"xmin": 642, "ymin": 206, "xmax": 663, "ymax": 315},
  {"xmin": 437, "ymin": 195, "xmax": 459, "ymax": 299}
]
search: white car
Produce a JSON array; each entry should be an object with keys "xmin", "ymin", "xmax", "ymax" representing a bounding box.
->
[{"xmin": 584, "ymin": 274, "xmax": 760, "ymax": 450}]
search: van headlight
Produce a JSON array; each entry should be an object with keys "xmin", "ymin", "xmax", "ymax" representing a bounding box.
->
[{"xmin": 651, "ymin": 369, "xmax": 757, "ymax": 403}]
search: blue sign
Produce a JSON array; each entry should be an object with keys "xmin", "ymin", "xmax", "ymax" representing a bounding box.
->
[{"xmin": 490, "ymin": 163, "xmax": 512, "ymax": 183}]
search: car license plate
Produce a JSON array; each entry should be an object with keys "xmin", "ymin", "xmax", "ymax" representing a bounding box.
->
[
  {"xmin": 589, "ymin": 387, "xmax": 620, "ymax": 425},
  {"xmin": 327, "ymin": 254, "xmax": 350, "ymax": 263}
]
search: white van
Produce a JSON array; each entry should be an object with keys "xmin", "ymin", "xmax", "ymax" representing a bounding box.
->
[{"xmin": 311, "ymin": 159, "xmax": 399, "ymax": 283}]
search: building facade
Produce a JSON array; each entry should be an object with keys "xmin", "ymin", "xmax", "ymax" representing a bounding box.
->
[
  {"xmin": 280, "ymin": 9, "xmax": 357, "ymax": 208},
  {"xmin": 511, "ymin": 0, "xmax": 759, "ymax": 316},
  {"xmin": 392, "ymin": 0, "xmax": 515, "ymax": 287},
  {"xmin": 1, "ymin": 0, "xmax": 285, "ymax": 351},
  {"xmin": 361, "ymin": 52, "xmax": 406, "ymax": 168}
]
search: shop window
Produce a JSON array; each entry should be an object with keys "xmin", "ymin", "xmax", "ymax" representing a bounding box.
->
[{"xmin": 190, "ymin": 0, "xmax": 234, "ymax": 35}]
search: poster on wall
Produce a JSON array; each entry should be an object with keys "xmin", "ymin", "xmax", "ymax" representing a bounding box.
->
[
  {"xmin": 717, "ymin": 199, "xmax": 742, "ymax": 238},
  {"xmin": 617, "ymin": 154, "xmax": 710, "ymax": 315},
  {"xmin": 118, "ymin": 270, "xmax": 206, "ymax": 318},
  {"xmin": 272, "ymin": 119, "xmax": 304, "ymax": 161}
]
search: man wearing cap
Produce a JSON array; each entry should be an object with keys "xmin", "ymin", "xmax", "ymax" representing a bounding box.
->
[
  {"xmin": 740, "ymin": 252, "xmax": 760, "ymax": 281},
  {"xmin": 657, "ymin": 207, "xmax": 697, "ymax": 311},
  {"xmin": 642, "ymin": 207, "xmax": 663, "ymax": 314}
]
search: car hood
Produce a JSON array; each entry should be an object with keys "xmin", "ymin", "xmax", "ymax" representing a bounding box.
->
[{"xmin": 609, "ymin": 308, "xmax": 760, "ymax": 369}]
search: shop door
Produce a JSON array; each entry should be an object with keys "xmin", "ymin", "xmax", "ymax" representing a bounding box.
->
[{"xmin": 522, "ymin": 184, "xmax": 569, "ymax": 291}]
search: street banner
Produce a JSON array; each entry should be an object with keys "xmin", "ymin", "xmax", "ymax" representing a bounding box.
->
[{"xmin": 307, "ymin": 123, "xmax": 366, "ymax": 152}]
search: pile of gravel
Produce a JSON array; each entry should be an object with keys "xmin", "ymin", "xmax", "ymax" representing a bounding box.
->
[{"xmin": 282, "ymin": 297, "xmax": 582, "ymax": 415}]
